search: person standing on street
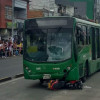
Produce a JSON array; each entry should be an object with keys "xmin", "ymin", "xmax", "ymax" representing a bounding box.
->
[
  {"xmin": 0, "ymin": 40, "xmax": 3, "ymax": 58},
  {"xmin": 8, "ymin": 40, "xmax": 13, "ymax": 56}
]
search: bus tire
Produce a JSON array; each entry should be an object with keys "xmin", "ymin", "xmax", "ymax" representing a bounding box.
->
[
  {"xmin": 81, "ymin": 60, "xmax": 89, "ymax": 83},
  {"xmin": 77, "ymin": 81, "xmax": 83, "ymax": 89},
  {"xmin": 86, "ymin": 60, "xmax": 89, "ymax": 77},
  {"xmin": 81, "ymin": 73, "xmax": 86, "ymax": 83},
  {"xmin": 81, "ymin": 76, "xmax": 86, "ymax": 83},
  {"xmin": 39, "ymin": 79, "xmax": 44, "ymax": 84}
]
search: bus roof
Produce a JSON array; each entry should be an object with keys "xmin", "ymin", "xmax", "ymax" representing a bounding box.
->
[
  {"xmin": 27, "ymin": 16, "xmax": 100, "ymax": 27},
  {"xmin": 75, "ymin": 17, "xmax": 100, "ymax": 27}
]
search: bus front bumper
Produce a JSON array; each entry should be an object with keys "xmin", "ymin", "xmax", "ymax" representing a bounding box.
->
[{"xmin": 24, "ymin": 70, "xmax": 64, "ymax": 80}]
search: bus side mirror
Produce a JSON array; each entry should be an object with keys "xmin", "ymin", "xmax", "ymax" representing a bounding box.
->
[{"xmin": 74, "ymin": 43, "xmax": 78, "ymax": 62}]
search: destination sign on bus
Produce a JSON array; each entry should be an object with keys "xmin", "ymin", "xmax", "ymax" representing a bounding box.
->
[{"xmin": 25, "ymin": 17, "xmax": 74, "ymax": 29}]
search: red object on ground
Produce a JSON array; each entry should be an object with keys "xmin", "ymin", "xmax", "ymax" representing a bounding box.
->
[{"xmin": 69, "ymin": 80, "xmax": 78, "ymax": 84}]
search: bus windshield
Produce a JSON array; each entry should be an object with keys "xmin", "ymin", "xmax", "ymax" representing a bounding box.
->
[{"xmin": 24, "ymin": 28, "xmax": 72, "ymax": 62}]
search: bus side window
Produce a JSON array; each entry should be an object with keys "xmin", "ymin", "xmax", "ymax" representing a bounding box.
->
[
  {"xmin": 91, "ymin": 27, "xmax": 96, "ymax": 60},
  {"xmin": 76, "ymin": 25, "xmax": 85, "ymax": 52},
  {"xmin": 81, "ymin": 25, "xmax": 87, "ymax": 45},
  {"xmin": 88, "ymin": 26, "xmax": 91, "ymax": 44},
  {"xmin": 96, "ymin": 28, "xmax": 100, "ymax": 58},
  {"xmin": 99, "ymin": 29, "xmax": 100, "ymax": 58},
  {"xmin": 76, "ymin": 27, "xmax": 80, "ymax": 44},
  {"xmin": 76, "ymin": 25, "xmax": 85, "ymax": 45}
]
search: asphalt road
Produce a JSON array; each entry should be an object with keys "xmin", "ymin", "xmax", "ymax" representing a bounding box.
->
[
  {"xmin": 0, "ymin": 56, "xmax": 23, "ymax": 78},
  {"xmin": 0, "ymin": 71, "xmax": 100, "ymax": 100}
]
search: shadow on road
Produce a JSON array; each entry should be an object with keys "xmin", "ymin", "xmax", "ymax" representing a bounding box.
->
[{"xmin": 27, "ymin": 81, "xmax": 48, "ymax": 90}]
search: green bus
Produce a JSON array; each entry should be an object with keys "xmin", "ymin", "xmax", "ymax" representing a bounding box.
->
[{"xmin": 23, "ymin": 17, "xmax": 100, "ymax": 88}]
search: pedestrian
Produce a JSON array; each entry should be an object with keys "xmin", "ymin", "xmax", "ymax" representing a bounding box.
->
[
  {"xmin": 2, "ymin": 40, "xmax": 6, "ymax": 58},
  {"xmin": 19, "ymin": 41, "xmax": 23, "ymax": 55},
  {"xmin": 0, "ymin": 40, "xmax": 3, "ymax": 58},
  {"xmin": 4, "ymin": 40, "xmax": 8, "ymax": 58},
  {"xmin": 13, "ymin": 41, "xmax": 17, "ymax": 56},
  {"xmin": 0, "ymin": 40, "xmax": 2, "ymax": 58},
  {"xmin": 8, "ymin": 40, "xmax": 12, "ymax": 56}
]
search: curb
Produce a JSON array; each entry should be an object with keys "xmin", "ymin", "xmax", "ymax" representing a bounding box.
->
[
  {"xmin": 0, "ymin": 73, "xmax": 24, "ymax": 83},
  {"xmin": 14, "ymin": 73, "xmax": 24, "ymax": 78},
  {"xmin": 0, "ymin": 77, "xmax": 12, "ymax": 83}
]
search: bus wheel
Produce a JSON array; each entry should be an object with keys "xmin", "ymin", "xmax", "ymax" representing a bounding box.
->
[
  {"xmin": 81, "ymin": 67, "xmax": 87, "ymax": 83},
  {"xmin": 81, "ymin": 61, "xmax": 89, "ymax": 83},
  {"xmin": 40, "ymin": 79, "xmax": 44, "ymax": 84},
  {"xmin": 77, "ymin": 81, "xmax": 83, "ymax": 89},
  {"xmin": 81, "ymin": 76, "xmax": 86, "ymax": 83}
]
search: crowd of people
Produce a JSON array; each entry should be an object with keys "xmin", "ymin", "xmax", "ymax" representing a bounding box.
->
[{"xmin": 0, "ymin": 39, "xmax": 23, "ymax": 58}]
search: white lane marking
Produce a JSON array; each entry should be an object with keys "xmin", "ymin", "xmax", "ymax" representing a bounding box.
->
[{"xmin": 0, "ymin": 77, "xmax": 24, "ymax": 86}]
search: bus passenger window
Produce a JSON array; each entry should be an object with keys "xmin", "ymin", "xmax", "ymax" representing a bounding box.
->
[
  {"xmin": 91, "ymin": 27, "xmax": 96, "ymax": 60},
  {"xmin": 82, "ymin": 26, "xmax": 87, "ymax": 45},
  {"xmin": 96, "ymin": 28, "xmax": 100, "ymax": 58},
  {"xmin": 99, "ymin": 29, "xmax": 100, "ymax": 58},
  {"xmin": 88, "ymin": 27, "xmax": 91, "ymax": 44},
  {"xmin": 76, "ymin": 26, "xmax": 85, "ymax": 45},
  {"xmin": 76, "ymin": 25, "xmax": 85, "ymax": 52},
  {"xmin": 75, "ymin": 28, "xmax": 80, "ymax": 44}
]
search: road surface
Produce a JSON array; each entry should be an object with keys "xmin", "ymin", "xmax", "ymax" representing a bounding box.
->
[
  {"xmin": 0, "ymin": 71, "xmax": 100, "ymax": 100},
  {"xmin": 0, "ymin": 56, "xmax": 23, "ymax": 78}
]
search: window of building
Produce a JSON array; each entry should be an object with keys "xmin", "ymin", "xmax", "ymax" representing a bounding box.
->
[
  {"xmin": 5, "ymin": 6, "xmax": 12, "ymax": 20},
  {"xmin": 97, "ymin": 0, "xmax": 100, "ymax": 4},
  {"xmin": 58, "ymin": 4, "xmax": 62, "ymax": 13}
]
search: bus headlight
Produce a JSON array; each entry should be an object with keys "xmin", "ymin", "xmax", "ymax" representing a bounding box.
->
[
  {"xmin": 26, "ymin": 67, "xmax": 29, "ymax": 70},
  {"xmin": 67, "ymin": 67, "xmax": 71, "ymax": 70},
  {"xmin": 28, "ymin": 70, "xmax": 32, "ymax": 73}
]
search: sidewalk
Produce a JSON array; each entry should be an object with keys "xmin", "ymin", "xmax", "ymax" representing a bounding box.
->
[
  {"xmin": 0, "ymin": 55, "xmax": 22, "ymax": 60},
  {"xmin": 0, "ymin": 55, "xmax": 23, "ymax": 79}
]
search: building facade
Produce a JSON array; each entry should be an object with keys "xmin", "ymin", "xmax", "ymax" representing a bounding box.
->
[
  {"xmin": 28, "ymin": 10, "xmax": 43, "ymax": 18},
  {"xmin": 29, "ymin": 0, "xmax": 58, "ymax": 17},
  {"xmin": 30, "ymin": 0, "xmax": 55, "ymax": 10},
  {"xmin": 55, "ymin": 0, "xmax": 94, "ymax": 20},
  {"xmin": 94, "ymin": 0, "xmax": 100, "ymax": 23},
  {"xmin": 0, "ymin": 0, "xmax": 29, "ymax": 40}
]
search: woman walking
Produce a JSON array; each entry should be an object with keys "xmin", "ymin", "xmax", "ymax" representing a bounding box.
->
[{"xmin": 8, "ymin": 40, "xmax": 12, "ymax": 56}]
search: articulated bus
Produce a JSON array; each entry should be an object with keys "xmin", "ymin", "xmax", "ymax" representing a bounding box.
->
[{"xmin": 23, "ymin": 17, "xmax": 100, "ymax": 87}]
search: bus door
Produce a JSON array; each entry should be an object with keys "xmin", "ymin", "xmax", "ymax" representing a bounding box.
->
[{"xmin": 75, "ymin": 25, "xmax": 86, "ymax": 77}]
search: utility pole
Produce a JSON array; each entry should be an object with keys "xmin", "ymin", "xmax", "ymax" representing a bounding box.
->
[{"xmin": 12, "ymin": 0, "xmax": 15, "ymax": 55}]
